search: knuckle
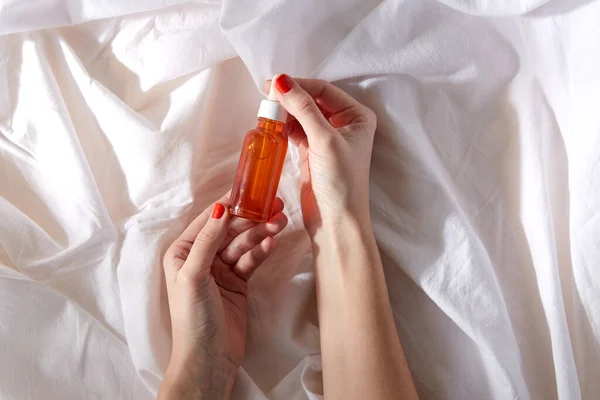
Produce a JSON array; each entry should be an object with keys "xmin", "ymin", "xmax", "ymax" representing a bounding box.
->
[
  {"xmin": 295, "ymin": 95, "xmax": 317, "ymax": 115},
  {"xmin": 245, "ymin": 251, "xmax": 260, "ymax": 266},
  {"xmin": 252, "ymin": 248, "xmax": 269, "ymax": 264},
  {"xmin": 252, "ymin": 226, "xmax": 267, "ymax": 243},
  {"xmin": 350, "ymin": 105, "xmax": 376, "ymax": 126},
  {"xmin": 163, "ymin": 242, "xmax": 186, "ymax": 265},
  {"xmin": 313, "ymin": 79, "xmax": 329, "ymax": 95},
  {"xmin": 363, "ymin": 106, "xmax": 377, "ymax": 126},
  {"xmin": 195, "ymin": 228, "xmax": 216, "ymax": 244},
  {"xmin": 342, "ymin": 106, "xmax": 377, "ymax": 134},
  {"xmin": 233, "ymin": 242, "xmax": 248, "ymax": 259},
  {"xmin": 221, "ymin": 244, "xmax": 241, "ymax": 263}
]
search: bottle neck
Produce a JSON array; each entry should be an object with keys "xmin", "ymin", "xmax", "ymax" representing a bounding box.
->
[{"xmin": 257, "ymin": 117, "xmax": 284, "ymax": 133}]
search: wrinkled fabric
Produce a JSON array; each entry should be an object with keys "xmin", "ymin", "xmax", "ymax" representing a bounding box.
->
[{"xmin": 0, "ymin": 0, "xmax": 599, "ymax": 399}]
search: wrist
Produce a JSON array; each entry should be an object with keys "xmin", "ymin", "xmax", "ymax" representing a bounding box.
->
[
  {"xmin": 159, "ymin": 352, "xmax": 237, "ymax": 400},
  {"xmin": 310, "ymin": 211, "xmax": 377, "ymax": 265},
  {"xmin": 310, "ymin": 207, "xmax": 373, "ymax": 245}
]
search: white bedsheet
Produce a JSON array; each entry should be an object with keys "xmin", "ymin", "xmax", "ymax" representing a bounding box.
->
[{"xmin": 1, "ymin": 0, "xmax": 599, "ymax": 399}]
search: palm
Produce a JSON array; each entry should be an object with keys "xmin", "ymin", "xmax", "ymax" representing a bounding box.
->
[
  {"xmin": 202, "ymin": 260, "xmax": 250, "ymax": 365},
  {"xmin": 297, "ymin": 151, "xmax": 312, "ymax": 220},
  {"xmin": 290, "ymin": 137, "xmax": 319, "ymax": 231},
  {"xmin": 288, "ymin": 109, "xmax": 374, "ymax": 235},
  {"xmin": 285, "ymin": 99, "xmax": 364, "ymax": 232},
  {"xmin": 164, "ymin": 197, "xmax": 287, "ymax": 376}
]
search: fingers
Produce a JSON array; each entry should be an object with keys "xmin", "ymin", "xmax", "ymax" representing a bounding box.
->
[
  {"xmin": 229, "ymin": 197, "xmax": 284, "ymax": 237},
  {"xmin": 267, "ymin": 75, "xmax": 375, "ymax": 146},
  {"xmin": 271, "ymin": 196, "xmax": 285, "ymax": 215},
  {"xmin": 283, "ymin": 119, "xmax": 309, "ymax": 149},
  {"xmin": 271, "ymin": 74, "xmax": 335, "ymax": 147},
  {"xmin": 293, "ymin": 78, "xmax": 361, "ymax": 115},
  {"xmin": 163, "ymin": 192, "xmax": 231, "ymax": 275},
  {"xmin": 219, "ymin": 211, "xmax": 288, "ymax": 264},
  {"xmin": 233, "ymin": 237, "xmax": 277, "ymax": 281},
  {"xmin": 219, "ymin": 197, "xmax": 285, "ymax": 250},
  {"xmin": 179, "ymin": 203, "xmax": 230, "ymax": 281},
  {"xmin": 168, "ymin": 192, "xmax": 231, "ymax": 256},
  {"xmin": 164, "ymin": 191, "xmax": 286, "ymax": 285},
  {"xmin": 210, "ymin": 256, "xmax": 249, "ymax": 296},
  {"xmin": 266, "ymin": 77, "xmax": 358, "ymax": 116}
]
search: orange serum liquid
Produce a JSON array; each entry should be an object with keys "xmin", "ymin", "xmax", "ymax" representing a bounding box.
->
[{"xmin": 229, "ymin": 79, "xmax": 288, "ymax": 222}]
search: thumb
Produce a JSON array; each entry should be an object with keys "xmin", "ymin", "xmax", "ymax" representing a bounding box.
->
[
  {"xmin": 272, "ymin": 74, "xmax": 335, "ymax": 146},
  {"xmin": 180, "ymin": 203, "xmax": 229, "ymax": 280}
]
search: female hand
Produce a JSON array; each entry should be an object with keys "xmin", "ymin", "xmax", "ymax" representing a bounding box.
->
[
  {"xmin": 268, "ymin": 77, "xmax": 418, "ymax": 399},
  {"xmin": 159, "ymin": 192, "xmax": 288, "ymax": 399},
  {"xmin": 266, "ymin": 75, "xmax": 377, "ymax": 235}
]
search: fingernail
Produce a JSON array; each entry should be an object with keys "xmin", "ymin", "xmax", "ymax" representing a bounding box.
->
[
  {"xmin": 211, "ymin": 203, "xmax": 225, "ymax": 219},
  {"xmin": 274, "ymin": 74, "xmax": 293, "ymax": 94}
]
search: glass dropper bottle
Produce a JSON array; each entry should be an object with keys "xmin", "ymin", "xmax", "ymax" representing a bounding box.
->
[{"xmin": 228, "ymin": 77, "xmax": 288, "ymax": 222}]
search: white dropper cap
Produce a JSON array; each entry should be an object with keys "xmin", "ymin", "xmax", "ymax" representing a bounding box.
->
[{"xmin": 257, "ymin": 75, "xmax": 288, "ymax": 123}]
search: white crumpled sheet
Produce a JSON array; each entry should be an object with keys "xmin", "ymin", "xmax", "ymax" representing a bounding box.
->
[{"xmin": 0, "ymin": 0, "xmax": 599, "ymax": 399}]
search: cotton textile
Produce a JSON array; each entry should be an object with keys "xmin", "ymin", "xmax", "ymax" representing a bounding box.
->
[{"xmin": 0, "ymin": 0, "xmax": 599, "ymax": 398}]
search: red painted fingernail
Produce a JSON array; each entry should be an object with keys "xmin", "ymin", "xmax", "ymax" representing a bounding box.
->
[
  {"xmin": 211, "ymin": 203, "xmax": 225, "ymax": 219},
  {"xmin": 274, "ymin": 74, "xmax": 293, "ymax": 94}
]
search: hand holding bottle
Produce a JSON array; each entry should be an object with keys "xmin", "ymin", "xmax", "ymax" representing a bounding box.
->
[
  {"xmin": 159, "ymin": 193, "xmax": 287, "ymax": 399},
  {"xmin": 270, "ymin": 76, "xmax": 419, "ymax": 399},
  {"xmin": 267, "ymin": 75, "xmax": 377, "ymax": 235}
]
